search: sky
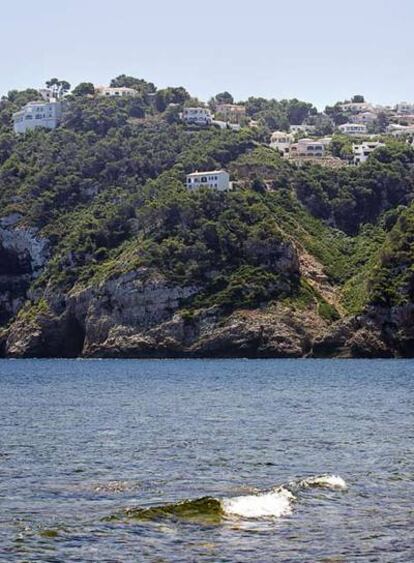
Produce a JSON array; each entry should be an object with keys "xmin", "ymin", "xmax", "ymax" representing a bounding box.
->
[{"xmin": 1, "ymin": 0, "xmax": 414, "ymax": 109}]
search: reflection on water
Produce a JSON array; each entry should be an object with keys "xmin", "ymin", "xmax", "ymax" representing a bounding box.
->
[{"xmin": 0, "ymin": 358, "xmax": 413, "ymax": 561}]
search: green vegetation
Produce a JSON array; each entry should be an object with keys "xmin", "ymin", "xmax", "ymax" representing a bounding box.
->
[{"xmin": 0, "ymin": 76, "xmax": 413, "ymax": 333}]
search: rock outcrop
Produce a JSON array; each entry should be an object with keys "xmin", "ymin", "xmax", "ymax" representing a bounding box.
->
[
  {"xmin": 0, "ymin": 216, "xmax": 49, "ymax": 325},
  {"xmin": 311, "ymin": 305, "xmax": 414, "ymax": 358}
]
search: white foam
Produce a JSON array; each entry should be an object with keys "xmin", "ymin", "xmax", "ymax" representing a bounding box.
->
[
  {"xmin": 222, "ymin": 488, "xmax": 295, "ymax": 519},
  {"xmin": 299, "ymin": 474, "xmax": 347, "ymax": 491}
]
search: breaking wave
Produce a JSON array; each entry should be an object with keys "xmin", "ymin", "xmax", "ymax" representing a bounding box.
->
[
  {"xmin": 222, "ymin": 487, "xmax": 294, "ymax": 518},
  {"xmin": 111, "ymin": 474, "xmax": 347, "ymax": 523},
  {"xmin": 296, "ymin": 474, "xmax": 347, "ymax": 491}
]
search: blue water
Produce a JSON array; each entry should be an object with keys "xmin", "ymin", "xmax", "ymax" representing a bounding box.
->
[{"xmin": 0, "ymin": 359, "xmax": 413, "ymax": 562}]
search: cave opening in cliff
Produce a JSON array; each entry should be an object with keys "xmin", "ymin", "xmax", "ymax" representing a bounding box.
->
[{"xmin": 64, "ymin": 316, "xmax": 86, "ymax": 358}]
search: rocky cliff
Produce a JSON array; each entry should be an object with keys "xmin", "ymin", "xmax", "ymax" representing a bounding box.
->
[{"xmin": 1, "ymin": 84, "xmax": 413, "ymax": 359}]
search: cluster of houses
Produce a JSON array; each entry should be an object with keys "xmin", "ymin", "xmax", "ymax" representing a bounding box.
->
[
  {"xmin": 270, "ymin": 130, "xmax": 386, "ymax": 166},
  {"xmin": 9, "ymin": 85, "xmax": 414, "ymax": 188},
  {"xmin": 11, "ymin": 85, "xmax": 142, "ymax": 133},
  {"xmin": 11, "ymin": 85, "xmax": 247, "ymax": 134}
]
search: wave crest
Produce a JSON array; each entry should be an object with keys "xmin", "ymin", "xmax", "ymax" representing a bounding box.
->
[
  {"xmin": 110, "ymin": 474, "xmax": 347, "ymax": 523},
  {"xmin": 296, "ymin": 474, "xmax": 347, "ymax": 491},
  {"xmin": 222, "ymin": 487, "xmax": 294, "ymax": 518}
]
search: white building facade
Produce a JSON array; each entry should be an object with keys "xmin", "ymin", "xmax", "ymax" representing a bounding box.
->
[
  {"xmin": 13, "ymin": 101, "xmax": 63, "ymax": 134},
  {"xmin": 353, "ymin": 141, "xmax": 385, "ymax": 164},
  {"xmin": 38, "ymin": 88, "xmax": 56, "ymax": 102},
  {"xmin": 339, "ymin": 102, "xmax": 374, "ymax": 113},
  {"xmin": 351, "ymin": 111, "xmax": 377, "ymax": 124},
  {"xmin": 395, "ymin": 102, "xmax": 414, "ymax": 115},
  {"xmin": 186, "ymin": 170, "xmax": 230, "ymax": 191},
  {"xmin": 386, "ymin": 123, "xmax": 414, "ymax": 136},
  {"xmin": 338, "ymin": 123, "xmax": 368, "ymax": 136},
  {"xmin": 292, "ymin": 138, "xmax": 325, "ymax": 157},
  {"xmin": 270, "ymin": 131, "xmax": 294, "ymax": 154},
  {"xmin": 182, "ymin": 107, "xmax": 212, "ymax": 125},
  {"xmin": 95, "ymin": 86, "xmax": 138, "ymax": 97}
]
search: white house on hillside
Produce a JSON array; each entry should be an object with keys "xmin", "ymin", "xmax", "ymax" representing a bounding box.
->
[
  {"xmin": 13, "ymin": 101, "xmax": 63, "ymax": 134},
  {"xmin": 38, "ymin": 88, "xmax": 56, "ymax": 102},
  {"xmin": 291, "ymin": 138, "xmax": 325, "ymax": 157},
  {"xmin": 270, "ymin": 131, "xmax": 294, "ymax": 154},
  {"xmin": 386, "ymin": 123, "xmax": 414, "ymax": 136},
  {"xmin": 351, "ymin": 111, "xmax": 377, "ymax": 124},
  {"xmin": 290, "ymin": 124, "xmax": 316, "ymax": 134},
  {"xmin": 395, "ymin": 102, "xmax": 414, "ymax": 114},
  {"xmin": 95, "ymin": 86, "xmax": 138, "ymax": 97},
  {"xmin": 338, "ymin": 123, "xmax": 368, "ymax": 136},
  {"xmin": 186, "ymin": 170, "xmax": 230, "ymax": 191},
  {"xmin": 353, "ymin": 141, "xmax": 385, "ymax": 165},
  {"xmin": 339, "ymin": 102, "xmax": 374, "ymax": 113},
  {"xmin": 181, "ymin": 107, "xmax": 212, "ymax": 125}
]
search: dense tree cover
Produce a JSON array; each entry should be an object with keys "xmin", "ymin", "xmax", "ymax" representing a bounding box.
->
[
  {"xmin": 244, "ymin": 97, "xmax": 317, "ymax": 130},
  {"xmin": 214, "ymin": 92, "xmax": 234, "ymax": 104},
  {"xmin": 294, "ymin": 143, "xmax": 414, "ymax": 234},
  {"xmin": 45, "ymin": 78, "xmax": 71, "ymax": 98},
  {"xmin": 1, "ymin": 80, "xmax": 414, "ymax": 321},
  {"xmin": 71, "ymin": 82, "xmax": 95, "ymax": 97},
  {"xmin": 351, "ymin": 95, "xmax": 365, "ymax": 103},
  {"xmin": 368, "ymin": 202, "xmax": 414, "ymax": 306},
  {"xmin": 109, "ymin": 75, "xmax": 156, "ymax": 94}
]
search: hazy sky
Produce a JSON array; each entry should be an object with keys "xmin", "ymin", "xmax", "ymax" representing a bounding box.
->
[{"xmin": 1, "ymin": 0, "xmax": 413, "ymax": 109}]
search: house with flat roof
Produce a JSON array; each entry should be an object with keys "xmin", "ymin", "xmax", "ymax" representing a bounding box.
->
[
  {"xmin": 339, "ymin": 102, "xmax": 374, "ymax": 113},
  {"xmin": 38, "ymin": 88, "xmax": 56, "ymax": 102},
  {"xmin": 186, "ymin": 170, "xmax": 230, "ymax": 191},
  {"xmin": 291, "ymin": 138, "xmax": 325, "ymax": 157},
  {"xmin": 351, "ymin": 111, "xmax": 377, "ymax": 124},
  {"xmin": 270, "ymin": 131, "xmax": 294, "ymax": 155},
  {"xmin": 353, "ymin": 141, "xmax": 385, "ymax": 165},
  {"xmin": 13, "ymin": 101, "xmax": 63, "ymax": 134},
  {"xmin": 395, "ymin": 102, "xmax": 414, "ymax": 115},
  {"xmin": 95, "ymin": 86, "xmax": 138, "ymax": 97},
  {"xmin": 181, "ymin": 107, "xmax": 212, "ymax": 126},
  {"xmin": 386, "ymin": 123, "xmax": 414, "ymax": 136},
  {"xmin": 338, "ymin": 123, "xmax": 368, "ymax": 136}
]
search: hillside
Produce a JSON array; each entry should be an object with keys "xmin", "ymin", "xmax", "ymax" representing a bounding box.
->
[{"xmin": 0, "ymin": 78, "xmax": 413, "ymax": 358}]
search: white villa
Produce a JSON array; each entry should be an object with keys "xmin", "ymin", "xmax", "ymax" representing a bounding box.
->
[
  {"xmin": 339, "ymin": 102, "xmax": 374, "ymax": 113},
  {"xmin": 13, "ymin": 101, "xmax": 63, "ymax": 134},
  {"xmin": 186, "ymin": 170, "xmax": 230, "ymax": 191},
  {"xmin": 95, "ymin": 86, "xmax": 138, "ymax": 97},
  {"xmin": 353, "ymin": 141, "xmax": 385, "ymax": 165},
  {"xmin": 38, "ymin": 88, "xmax": 56, "ymax": 102},
  {"xmin": 386, "ymin": 123, "xmax": 414, "ymax": 136},
  {"xmin": 270, "ymin": 131, "xmax": 294, "ymax": 154},
  {"xmin": 395, "ymin": 102, "xmax": 414, "ymax": 115},
  {"xmin": 291, "ymin": 138, "xmax": 325, "ymax": 157},
  {"xmin": 181, "ymin": 107, "xmax": 213, "ymax": 125},
  {"xmin": 351, "ymin": 111, "xmax": 377, "ymax": 124},
  {"xmin": 338, "ymin": 123, "xmax": 368, "ymax": 136},
  {"xmin": 290, "ymin": 124, "xmax": 316, "ymax": 134}
]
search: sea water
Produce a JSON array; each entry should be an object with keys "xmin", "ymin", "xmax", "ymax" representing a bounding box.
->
[{"xmin": 0, "ymin": 359, "xmax": 413, "ymax": 561}]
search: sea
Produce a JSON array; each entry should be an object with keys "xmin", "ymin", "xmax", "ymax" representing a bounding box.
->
[{"xmin": 0, "ymin": 359, "xmax": 413, "ymax": 562}]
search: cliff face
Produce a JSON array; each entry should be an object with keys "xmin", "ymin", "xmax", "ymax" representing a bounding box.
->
[
  {"xmin": 0, "ymin": 215, "xmax": 49, "ymax": 325},
  {"xmin": 3, "ymin": 239, "xmax": 412, "ymax": 359},
  {"xmin": 312, "ymin": 305, "xmax": 414, "ymax": 358},
  {"xmin": 1, "ymin": 88, "xmax": 413, "ymax": 359},
  {"xmin": 4, "ymin": 243, "xmax": 313, "ymax": 358}
]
